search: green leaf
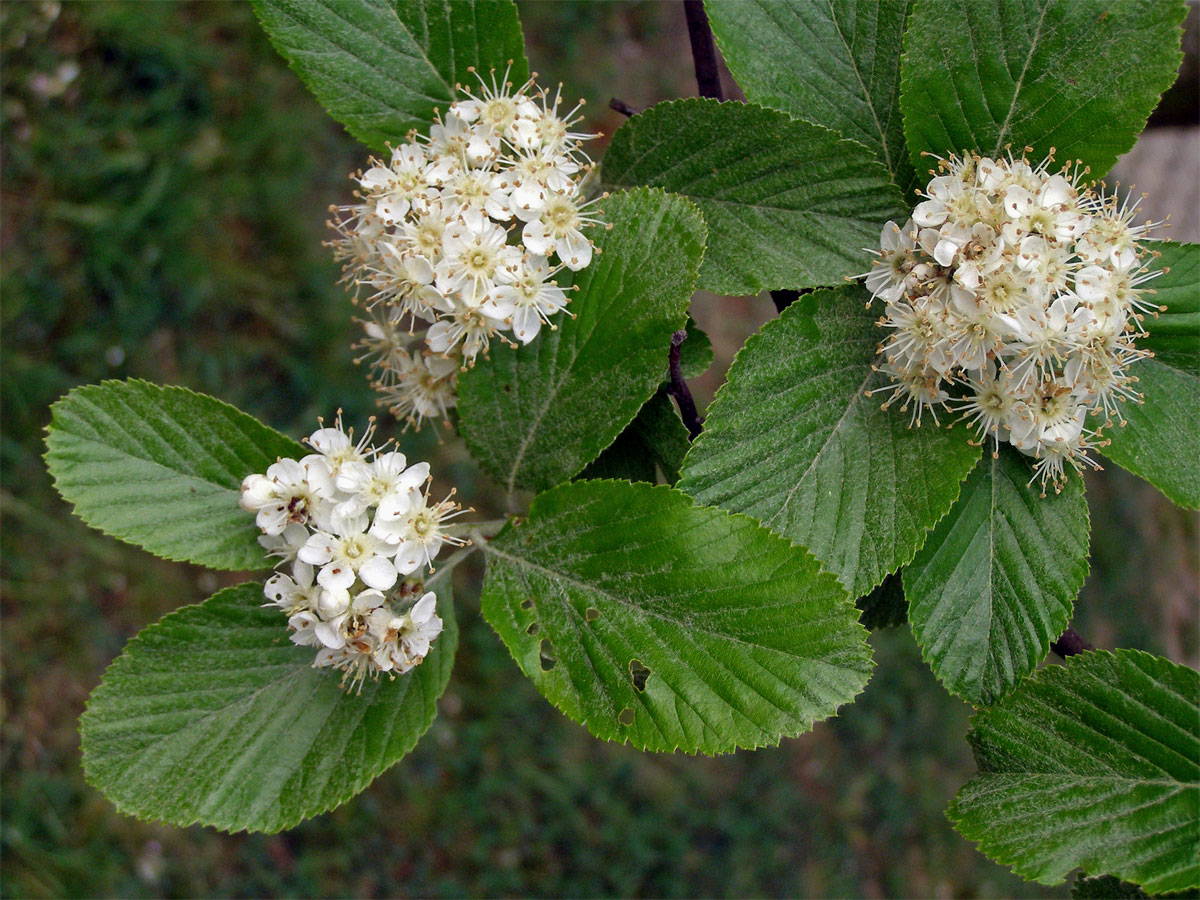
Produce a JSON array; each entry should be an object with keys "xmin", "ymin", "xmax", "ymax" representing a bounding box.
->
[
  {"xmin": 1139, "ymin": 243, "xmax": 1200, "ymax": 378},
  {"xmin": 677, "ymin": 318, "xmax": 714, "ymax": 381},
  {"xmin": 950, "ymin": 650, "xmax": 1200, "ymax": 894},
  {"xmin": 458, "ymin": 188, "xmax": 706, "ymax": 496},
  {"xmin": 1103, "ymin": 243, "xmax": 1200, "ymax": 510},
  {"xmin": 603, "ymin": 98, "xmax": 906, "ymax": 296},
  {"xmin": 856, "ymin": 571, "xmax": 908, "ymax": 630},
  {"xmin": 480, "ymin": 480, "xmax": 873, "ymax": 754},
  {"xmin": 45, "ymin": 380, "xmax": 305, "ymax": 571},
  {"xmin": 705, "ymin": 0, "xmax": 916, "ymax": 192},
  {"xmin": 904, "ymin": 446, "xmax": 1089, "ymax": 704},
  {"xmin": 80, "ymin": 581, "xmax": 458, "ymax": 833},
  {"xmin": 677, "ymin": 286, "xmax": 981, "ymax": 597},
  {"xmin": 579, "ymin": 391, "xmax": 692, "ymax": 485},
  {"xmin": 254, "ymin": 0, "xmax": 528, "ymax": 152},
  {"xmin": 900, "ymin": 0, "xmax": 1186, "ymax": 180}
]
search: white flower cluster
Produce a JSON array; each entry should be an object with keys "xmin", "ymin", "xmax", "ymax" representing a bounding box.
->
[
  {"xmin": 861, "ymin": 151, "xmax": 1161, "ymax": 493},
  {"xmin": 329, "ymin": 66, "xmax": 602, "ymax": 431},
  {"xmin": 239, "ymin": 415, "xmax": 466, "ymax": 690}
]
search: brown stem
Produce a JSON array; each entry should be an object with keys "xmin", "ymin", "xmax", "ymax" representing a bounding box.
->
[
  {"xmin": 668, "ymin": 330, "xmax": 704, "ymax": 441},
  {"xmin": 683, "ymin": 0, "xmax": 724, "ymax": 100},
  {"xmin": 609, "ymin": 98, "xmax": 642, "ymax": 118}
]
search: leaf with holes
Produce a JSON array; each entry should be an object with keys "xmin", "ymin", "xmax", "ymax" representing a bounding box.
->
[
  {"xmin": 603, "ymin": 98, "xmax": 906, "ymax": 296},
  {"xmin": 904, "ymin": 446, "xmax": 1089, "ymax": 704},
  {"xmin": 1103, "ymin": 242, "xmax": 1200, "ymax": 510},
  {"xmin": 579, "ymin": 391, "xmax": 692, "ymax": 485},
  {"xmin": 480, "ymin": 480, "xmax": 872, "ymax": 754},
  {"xmin": 45, "ymin": 380, "xmax": 304, "ymax": 571},
  {"xmin": 80, "ymin": 581, "xmax": 457, "ymax": 833},
  {"xmin": 706, "ymin": 0, "xmax": 916, "ymax": 193},
  {"xmin": 677, "ymin": 285, "xmax": 981, "ymax": 597},
  {"xmin": 950, "ymin": 650, "xmax": 1200, "ymax": 894},
  {"xmin": 254, "ymin": 0, "xmax": 528, "ymax": 152},
  {"xmin": 900, "ymin": 0, "xmax": 1186, "ymax": 180},
  {"xmin": 458, "ymin": 188, "xmax": 706, "ymax": 496}
]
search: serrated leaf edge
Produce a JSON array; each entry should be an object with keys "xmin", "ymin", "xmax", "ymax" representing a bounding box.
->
[
  {"xmin": 604, "ymin": 96, "xmax": 907, "ymax": 296},
  {"xmin": 457, "ymin": 186, "xmax": 708, "ymax": 496},
  {"xmin": 678, "ymin": 287, "xmax": 981, "ymax": 595},
  {"xmin": 44, "ymin": 379, "xmax": 305, "ymax": 572},
  {"xmin": 480, "ymin": 479, "xmax": 874, "ymax": 755},
  {"xmin": 78, "ymin": 581, "xmax": 458, "ymax": 833},
  {"xmin": 904, "ymin": 450, "xmax": 1092, "ymax": 706},
  {"xmin": 946, "ymin": 648, "xmax": 1200, "ymax": 891}
]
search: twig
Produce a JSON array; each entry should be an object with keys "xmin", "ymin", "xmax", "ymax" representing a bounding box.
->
[
  {"xmin": 424, "ymin": 542, "xmax": 480, "ymax": 590},
  {"xmin": 609, "ymin": 98, "xmax": 642, "ymax": 118},
  {"xmin": 426, "ymin": 520, "xmax": 507, "ymax": 588},
  {"xmin": 668, "ymin": 330, "xmax": 704, "ymax": 440},
  {"xmin": 683, "ymin": 0, "xmax": 724, "ymax": 100},
  {"xmin": 1050, "ymin": 626, "xmax": 1094, "ymax": 659}
]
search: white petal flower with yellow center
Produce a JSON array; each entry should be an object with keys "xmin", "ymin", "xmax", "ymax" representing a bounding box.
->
[
  {"xmin": 300, "ymin": 512, "xmax": 399, "ymax": 592},
  {"xmin": 482, "ymin": 255, "xmax": 569, "ymax": 344},
  {"xmin": 861, "ymin": 150, "xmax": 1160, "ymax": 492},
  {"xmin": 242, "ymin": 416, "xmax": 466, "ymax": 690}
]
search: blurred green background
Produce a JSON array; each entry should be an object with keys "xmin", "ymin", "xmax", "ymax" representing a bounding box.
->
[{"xmin": 2, "ymin": 3, "xmax": 1196, "ymax": 897}]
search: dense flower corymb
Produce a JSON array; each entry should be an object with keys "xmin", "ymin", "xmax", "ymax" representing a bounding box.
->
[
  {"xmin": 860, "ymin": 150, "xmax": 1162, "ymax": 494},
  {"xmin": 240, "ymin": 415, "xmax": 466, "ymax": 691},
  {"xmin": 329, "ymin": 66, "xmax": 602, "ymax": 431}
]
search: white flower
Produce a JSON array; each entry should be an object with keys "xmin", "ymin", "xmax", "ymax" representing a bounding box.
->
[
  {"xmin": 304, "ymin": 413, "xmax": 379, "ymax": 477},
  {"xmin": 521, "ymin": 191, "xmax": 598, "ymax": 270},
  {"xmin": 241, "ymin": 415, "xmax": 464, "ymax": 690},
  {"xmin": 313, "ymin": 588, "xmax": 385, "ymax": 651},
  {"xmin": 376, "ymin": 348, "xmax": 460, "ymax": 430},
  {"xmin": 860, "ymin": 150, "xmax": 1160, "ymax": 492},
  {"xmin": 288, "ymin": 610, "xmax": 320, "ymax": 647},
  {"xmin": 425, "ymin": 281, "xmax": 510, "ymax": 361},
  {"xmin": 258, "ymin": 522, "xmax": 311, "ymax": 570},
  {"xmin": 436, "ymin": 208, "xmax": 521, "ymax": 302},
  {"xmin": 366, "ymin": 591, "xmax": 444, "ymax": 674},
  {"xmin": 364, "ymin": 143, "xmax": 432, "ymax": 225},
  {"xmin": 482, "ymin": 255, "xmax": 569, "ymax": 344},
  {"xmin": 954, "ymin": 363, "xmax": 1016, "ymax": 453},
  {"xmin": 239, "ymin": 457, "xmax": 334, "ymax": 535},
  {"xmin": 860, "ymin": 220, "xmax": 919, "ymax": 303},
  {"xmin": 334, "ymin": 451, "xmax": 430, "ymax": 518},
  {"xmin": 264, "ymin": 564, "xmax": 320, "ymax": 615},
  {"xmin": 371, "ymin": 485, "xmax": 468, "ymax": 574},
  {"xmin": 400, "ymin": 591, "xmax": 443, "ymax": 660},
  {"xmin": 328, "ymin": 71, "xmax": 599, "ymax": 406},
  {"xmin": 299, "ymin": 512, "xmax": 399, "ymax": 592}
]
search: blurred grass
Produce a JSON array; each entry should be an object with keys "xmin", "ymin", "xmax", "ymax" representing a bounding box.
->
[{"xmin": 0, "ymin": 2, "xmax": 1194, "ymax": 898}]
